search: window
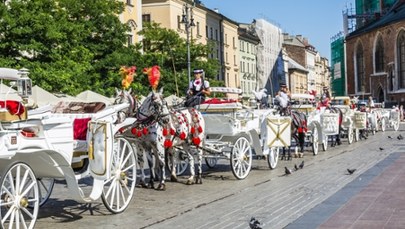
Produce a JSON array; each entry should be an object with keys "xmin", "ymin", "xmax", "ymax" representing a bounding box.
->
[
  {"xmin": 142, "ymin": 14, "xmax": 151, "ymax": 23},
  {"xmin": 126, "ymin": 0, "xmax": 132, "ymax": 5},
  {"xmin": 233, "ymin": 37, "xmax": 235, "ymax": 48},
  {"xmin": 205, "ymin": 26, "xmax": 208, "ymax": 38},
  {"xmin": 177, "ymin": 15, "xmax": 182, "ymax": 30},
  {"xmin": 398, "ymin": 31, "xmax": 405, "ymax": 89},
  {"xmin": 197, "ymin": 22, "xmax": 200, "ymax": 36},
  {"xmin": 210, "ymin": 28, "xmax": 213, "ymax": 39},
  {"xmin": 355, "ymin": 43, "xmax": 365, "ymax": 92},
  {"xmin": 127, "ymin": 34, "xmax": 133, "ymax": 46},
  {"xmin": 375, "ymin": 36, "xmax": 385, "ymax": 73},
  {"xmin": 215, "ymin": 29, "xmax": 218, "ymax": 41}
]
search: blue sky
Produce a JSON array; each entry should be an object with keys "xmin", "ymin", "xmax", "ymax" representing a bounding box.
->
[{"xmin": 200, "ymin": 0, "xmax": 355, "ymax": 60}]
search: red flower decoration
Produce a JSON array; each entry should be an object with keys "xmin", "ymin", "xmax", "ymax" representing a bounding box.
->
[
  {"xmin": 164, "ymin": 139, "xmax": 173, "ymax": 148},
  {"xmin": 190, "ymin": 127, "xmax": 195, "ymax": 134},
  {"xmin": 170, "ymin": 128, "xmax": 175, "ymax": 135},
  {"xmin": 179, "ymin": 132, "xmax": 186, "ymax": 140},
  {"xmin": 197, "ymin": 126, "xmax": 203, "ymax": 133},
  {"xmin": 142, "ymin": 128, "xmax": 148, "ymax": 135},
  {"xmin": 162, "ymin": 128, "xmax": 168, "ymax": 136},
  {"xmin": 131, "ymin": 128, "xmax": 137, "ymax": 135},
  {"xmin": 192, "ymin": 137, "xmax": 201, "ymax": 146},
  {"xmin": 194, "ymin": 80, "xmax": 200, "ymax": 85}
]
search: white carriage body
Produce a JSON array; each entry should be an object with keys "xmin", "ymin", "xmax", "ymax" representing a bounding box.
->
[
  {"xmin": 321, "ymin": 112, "xmax": 340, "ymax": 135},
  {"xmin": 266, "ymin": 116, "xmax": 291, "ymax": 147},
  {"xmin": 354, "ymin": 112, "xmax": 367, "ymax": 129}
]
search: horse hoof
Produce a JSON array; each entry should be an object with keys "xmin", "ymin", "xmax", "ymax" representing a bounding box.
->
[
  {"xmin": 156, "ymin": 184, "xmax": 166, "ymax": 191},
  {"xmin": 299, "ymin": 153, "xmax": 304, "ymax": 158},
  {"xmin": 170, "ymin": 175, "xmax": 178, "ymax": 182},
  {"xmin": 186, "ymin": 179, "xmax": 195, "ymax": 185}
]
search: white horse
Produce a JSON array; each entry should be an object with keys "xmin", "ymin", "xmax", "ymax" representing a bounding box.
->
[{"xmin": 165, "ymin": 105, "xmax": 205, "ymax": 185}]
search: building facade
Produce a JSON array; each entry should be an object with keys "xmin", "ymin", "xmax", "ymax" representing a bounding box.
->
[
  {"xmin": 238, "ymin": 23, "xmax": 260, "ymax": 98},
  {"xmin": 346, "ymin": 1, "xmax": 405, "ymax": 106},
  {"xmin": 119, "ymin": 0, "xmax": 143, "ymax": 45}
]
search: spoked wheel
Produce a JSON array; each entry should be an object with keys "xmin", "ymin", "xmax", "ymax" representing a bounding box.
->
[
  {"xmin": 28, "ymin": 178, "xmax": 54, "ymax": 208},
  {"xmin": 311, "ymin": 128, "xmax": 319, "ymax": 155},
  {"xmin": 205, "ymin": 158, "xmax": 218, "ymax": 168},
  {"xmin": 347, "ymin": 127, "xmax": 354, "ymax": 144},
  {"xmin": 380, "ymin": 118, "xmax": 386, "ymax": 132},
  {"xmin": 166, "ymin": 150, "xmax": 189, "ymax": 176},
  {"xmin": 393, "ymin": 118, "xmax": 400, "ymax": 131},
  {"xmin": 102, "ymin": 137, "xmax": 136, "ymax": 214},
  {"xmin": 266, "ymin": 147, "xmax": 280, "ymax": 169},
  {"xmin": 0, "ymin": 162, "xmax": 39, "ymax": 229},
  {"xmin": 355, "ymin": 128, "xmax": 360, "ymax": 142},
  {"xmin": 322, "ymin": 135, "xmax": 328, "ymax": 151},
  {"xmin": 230, "ymin": 137, "xmax": 252, "ymax": 180}
]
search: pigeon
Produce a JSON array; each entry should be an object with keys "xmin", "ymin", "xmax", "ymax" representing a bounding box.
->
[
  {"xmin": 379, "ymin": 147, "xmax": 384, "ymax": 151},
  {"xmin": 398, "ymin": 134, "xmax": 404, "ymax": 140},
  {"xmin": 347, "ymin": 168, "xmax": 356, "ymax": 175},
  {"xmin": 285, "ymin": 166, "xmax": 292, "ymax": 175},
  {"xmin": 249, "ymin": 217, "xmax": 262, "ymax": 229},
  {"xmin": 299, "ymin": 160, "xmax": 305, "ymax": 169},
  {"xmin": 388, "ymin": 136, "xmax": 392, "ymax": 139},
  {"xmin": 294, "ymin": 164, "xmax": 299, "ymax": 171}
]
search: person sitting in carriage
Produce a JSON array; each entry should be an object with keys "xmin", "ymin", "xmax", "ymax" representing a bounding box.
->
[
  {"xmin": 184, "ymin": 69, "xmax": 211, "ymax": 107},
  {"xmin": 275, "ymin": 83, "xmax": 291, "ymax": 115},
  {"xmin": 320, "ymin": 86, "xmax": 331, "ymax": 108}
]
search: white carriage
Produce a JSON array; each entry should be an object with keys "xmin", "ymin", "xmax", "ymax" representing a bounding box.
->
[
  {"xmin": 330, "ymin": 96, "xmax": 356, "ymax": 144},
  {"xmin": 183, "ymin": 87, "xmax": 289, "ymax": 180},
  {"xmin": 0, "ymin": 68, "xmax": 137, "ymax": 229},
  {"xmin": 378, "ymin": 104, "xmax": 400, "ymax": 131},
  {"xmin": 289, "ymin": 94, "xmax": 323, "ymax": 155}
]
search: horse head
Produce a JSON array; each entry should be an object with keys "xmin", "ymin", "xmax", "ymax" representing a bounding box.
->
[
  {"xmin": 114, "ymin": 87, "xmax": 136, "ymax": 113},
  {"xmin": 137, "ymin": 87, "xmax": 169, "ymax": 123}
]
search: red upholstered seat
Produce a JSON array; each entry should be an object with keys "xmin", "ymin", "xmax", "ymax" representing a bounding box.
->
[
  {"xmin": 0, "ymin": 100, "xmax": 25, "ymax": 116},
  {"xmin": 73, "ymin": 118, "xmax": 91, "ymax": 140},
  {"xmin": 202, "ymin": 98, "xmax": 238, "ymax": 104}
]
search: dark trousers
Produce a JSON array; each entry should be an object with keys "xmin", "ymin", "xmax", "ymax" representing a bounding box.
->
[{"xmin": 185, "ymin": 95, "xmax": 205, "ymax": 107}]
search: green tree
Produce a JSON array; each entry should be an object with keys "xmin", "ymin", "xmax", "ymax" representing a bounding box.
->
[
  {"xmin": 0, "ymin": 0, "xmax": 130, "ymax": 95},
  {"xmin": 138, "ymin": 22, "xmax": 220, "ymax": 97}
]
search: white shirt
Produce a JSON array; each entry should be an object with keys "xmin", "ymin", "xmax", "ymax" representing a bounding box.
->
[{"xmin": 189, "ymin": 79, "xmax": 210, "ymax": 93}]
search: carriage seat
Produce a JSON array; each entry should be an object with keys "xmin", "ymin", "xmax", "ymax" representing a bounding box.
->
[
  {"xmin": 199, "ymin": 98, "xmax": 242, "ymax": 113},
  {"xmin": 0, "ymin": 100, "xmax": 27, "ymax": 121}
]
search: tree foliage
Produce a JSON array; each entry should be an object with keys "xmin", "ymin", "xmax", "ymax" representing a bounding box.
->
[{"xmin": 0, "ymin": 0, "xmax": 220, "ymax": 98}]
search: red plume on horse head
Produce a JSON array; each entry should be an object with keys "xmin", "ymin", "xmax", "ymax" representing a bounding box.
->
[{"xmin": 143, "ymin": 65, "xmax": 161, "ymax": 91}]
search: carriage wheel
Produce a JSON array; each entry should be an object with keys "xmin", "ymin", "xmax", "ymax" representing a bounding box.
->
[
  {"xmin": 355, "ymin": 128, "xmax": 360, "ymax": 142},
  {"xmin": 311, "ymin": 128, "xmax": 319, "ymax": 155},
  {"xmin": 0, "ymin": 162, "xmax": 39, "ymax": 229},
  {"xmin": 165, "ymin": 150, "xmax": 189, "ymax": 176},
  {"xmin": 380, "ymin": 118, "xmax": 386, "ymax": 132},
  {"xmin": 205, "ymin": 158, "xmax": 218, "ymax": 168},
  {"xmin": 266, "ymin": 147, "xmax": 280, "ymax": 169},
  {"xmin": 102, "ymin": 137, "xmax": 136, "ymax": 214},
  {"xmin": 322, "ymin": 135, "xmax": 328, "ymax": 151},
  {"xmin": 230, "ymin": 137, "xmax": 252, "ymax": 180},
  {"xmin": 28, "ymin": 178, "xmax": 54, "ymax": 208},
  {"xmin": 393, "ymin": 118, "xmax": 400, "ymax": 131},
  {"xmin": 347, "ymin": 127, "xmax": 354, "ymax": 144}
]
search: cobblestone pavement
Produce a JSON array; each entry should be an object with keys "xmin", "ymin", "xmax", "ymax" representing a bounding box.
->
[{"xmin": 34, "ymin": 124, "xmax": 405, "ymax": 229}]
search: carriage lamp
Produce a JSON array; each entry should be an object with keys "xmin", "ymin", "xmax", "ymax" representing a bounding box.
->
[{"xmin": 17, "ymin": 68, "xmax": 32, "ymax": 99}]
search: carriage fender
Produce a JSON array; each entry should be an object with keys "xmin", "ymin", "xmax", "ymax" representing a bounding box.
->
[
  {"xmin": 243, "ymin": 129, "xmax": 262, "ymax": 155},
  {"xmin": 113, "ymin": 117, "xmax": 136, "ymax": 134},
  {"xmin": 308, "ymin": 121, "xmax": 322, "ymax": 139}
]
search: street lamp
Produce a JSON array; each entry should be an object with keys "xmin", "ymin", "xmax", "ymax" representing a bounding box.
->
[{"xmin": 181, "ymin": 3, "xmax": 195, "ymax": 83}]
